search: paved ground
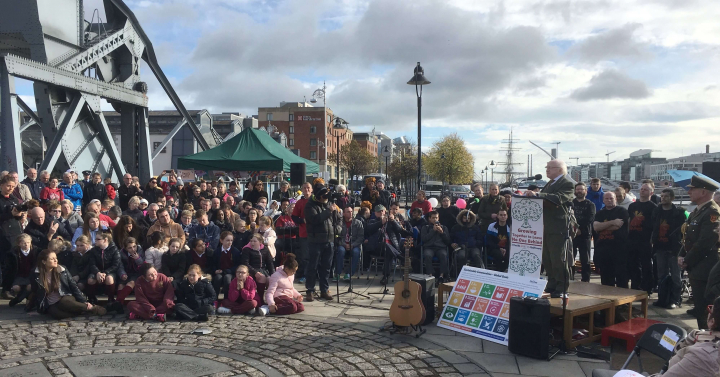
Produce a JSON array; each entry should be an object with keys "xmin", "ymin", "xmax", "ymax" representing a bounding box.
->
[{"xmin": 0, "ymin": 269, "xmax": 699, "ymax": 377}]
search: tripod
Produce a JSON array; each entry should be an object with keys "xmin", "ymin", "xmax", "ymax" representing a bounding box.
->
[{"xmin": 368, "ymin": 220, "xmax": 397, "ymax": 302}]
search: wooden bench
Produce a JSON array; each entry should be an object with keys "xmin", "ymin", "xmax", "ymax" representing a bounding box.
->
[
  {"xmin": 567, "ymin": 282, "xmax": 649, "ymax": 325},
  {"xmin": 548, "ymin": 296, "xmax": 614, "ymax": 349}
]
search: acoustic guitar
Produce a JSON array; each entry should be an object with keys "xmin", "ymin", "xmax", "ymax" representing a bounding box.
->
[{"xmin": 389, "ymin": 238, "xmax": 426, "ymax": 327}]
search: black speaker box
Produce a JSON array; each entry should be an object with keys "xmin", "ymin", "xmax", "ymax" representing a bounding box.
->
[
  {"xmin": 409, "ymin": 274, "xmax": 435, "ymax": 325},
  {"xmin": 290, "ymin": 163, "xmax": 306, "ymax": 185},
  {"xmin": 508, "ymin": 296, "xmax": 550, "ymax": 360}
]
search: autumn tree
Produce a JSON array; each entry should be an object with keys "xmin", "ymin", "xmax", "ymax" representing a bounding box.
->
[
  {"xmin": 329, "ymin": 140, "xmax": 379, "ymax": 182},
  {"xmin": 425, "ymin": 133, "xmax": 474, "ymax": 185}
]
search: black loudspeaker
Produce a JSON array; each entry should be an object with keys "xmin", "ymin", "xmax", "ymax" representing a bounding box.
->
[
  {"xmin": 508, "ymin": 296, "xmax": 550, "ymax": 360},
  {"xmin": 290, "ymin": 163, "xmax": 306, "ymax": 185},
  {"xmin": 409, "ymin": 274, "xmax": 435, "ymax": 325}
]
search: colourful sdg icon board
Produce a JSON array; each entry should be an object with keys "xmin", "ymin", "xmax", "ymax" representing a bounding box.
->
[{"xmin": 439, "ymin": 280, "xmax": 534, "ymax": 345}]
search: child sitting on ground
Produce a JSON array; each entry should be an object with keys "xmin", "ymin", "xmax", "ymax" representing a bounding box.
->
[
  {"xmin": 218, "ymin": 265, "xmax": 260, "ymax": 315},
  {"xmin": 174, "ymin": 264, "xmax": 216, "ymax": 322},
  {"xmin": 145, "ymin": 231, "xmax": 168, "ymax": 271},
  {"xmin": 160, "ymin": 237, "xmax": 186, "ymax": 290},
  {"xmin": 264, "ymin": 253, "xmax": 304, "ymax": 315},
  {"xmin": 6, "ymin": 234, "xmax": 39, "ymax": 307}
]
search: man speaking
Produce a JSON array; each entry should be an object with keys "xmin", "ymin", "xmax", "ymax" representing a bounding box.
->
[{"xmin": 525, "ymin": 159, "xmax": 574, "ymax": 297}]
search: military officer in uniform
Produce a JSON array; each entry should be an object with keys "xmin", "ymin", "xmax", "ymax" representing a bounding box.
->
[
  {"xmin": 679, "ymin": 175, "xmax": 720, "ymax": 329},
  {"xmin": 525, "ymin": 159, "xmax": 575, "ymax": 297}
]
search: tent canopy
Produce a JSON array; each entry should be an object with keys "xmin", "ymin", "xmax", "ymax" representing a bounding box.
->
[{"xmin": 177, "ymin": 127, "xmax": 319, "ymax": 173}]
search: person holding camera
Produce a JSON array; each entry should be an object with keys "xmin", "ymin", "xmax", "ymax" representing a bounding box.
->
[
  {"xmin": 303, "ymin": 180, "xmax": 341, "ymax": 301},
  {"xmin": 0, "ymin": 175, "xmax": 27, "ymax": 260}
]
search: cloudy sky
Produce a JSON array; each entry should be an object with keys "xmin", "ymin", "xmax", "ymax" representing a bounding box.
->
[{"xmin": 17, "ymin": 0, "xmax": 720, "ymax": 180}]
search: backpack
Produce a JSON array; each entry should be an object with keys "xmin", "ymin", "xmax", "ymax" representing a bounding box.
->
[{"xmin": 656, "ymin": 275, "xmax": 679, "ymax": 308}]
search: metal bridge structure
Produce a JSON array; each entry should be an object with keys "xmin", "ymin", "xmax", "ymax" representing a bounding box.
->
[{"xmin": 0, "ymin": 0, "xmax": 218, "ymax": 182}]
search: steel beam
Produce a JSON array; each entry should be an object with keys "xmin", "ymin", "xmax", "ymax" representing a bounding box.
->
[
  {"xmin": 0, "ymin": 59, "xmax": 23, "ymax": 173},
  {"xmin": 89, "ymin": 108, "xmax": 127, "ymax": 179},
  {"xmin": 58, "ymin": 27, "xmax": 129, "ymax": 73},
  {"xmin": 152, "ymin": 118, "xmax": 186, "ymax": 160},
  {"xmin": 15, "ymin": 96, "xmax": 42, "ymax": 127},
  {"xmin": 137, "ymin": 107, "xmax": 153, "ymax": 182},
  {"xmin": 40, "ymin": 95, "xmax": 85, "ymax": 173},
  {"xmin": 19, "ymin": 119, "xmax": 37, "ymax": 133},
  {"xmin": 2, "ymin": 54, "xmax": 148, "ymax": 106},
  {"xmin": 120, "ymin": 103, "xmax": 137, "ymax": 175}
]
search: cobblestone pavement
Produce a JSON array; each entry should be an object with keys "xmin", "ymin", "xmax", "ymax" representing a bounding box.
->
[{"xmin": 0, "ymin": 314, "xmax": 473, "ymax": 377}]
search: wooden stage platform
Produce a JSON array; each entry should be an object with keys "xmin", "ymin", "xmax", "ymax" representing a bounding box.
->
[{"xmin": 437, "ymin": 280, "xmax": 649, "ymax": 349}]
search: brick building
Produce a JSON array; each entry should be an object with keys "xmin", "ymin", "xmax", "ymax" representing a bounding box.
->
[
  {"xmin": 352, "ymin": 132, "xmax": 379, "ymax": 157},
  {"xmin": 257, "ymin": 102, "xmax": 353, "ymax": 181}
]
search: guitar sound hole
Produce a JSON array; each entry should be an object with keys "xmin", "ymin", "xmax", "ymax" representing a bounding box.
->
[{"xmin": 402, "ymin": 290, "xmax": 411, "ymax": 298}]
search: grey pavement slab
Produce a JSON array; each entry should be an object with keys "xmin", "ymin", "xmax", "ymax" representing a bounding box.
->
[
  {"xmin": 427, "ymin": 334, "xmax": 483, "ymax": 352},
  {"xmin": 0, "ymin": 362, "xmax": 52, "ymax": 377},
  {"xmin": 461, "ymin": 352, "xmax": 520, "ymax": 374},
  {"xmin": 516, "ymin": 356, "xmax": 587, "ymax": 377}
]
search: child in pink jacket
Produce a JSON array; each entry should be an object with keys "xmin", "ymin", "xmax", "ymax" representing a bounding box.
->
[
  {"xmin": 264, "ymin": 253, "xmax": 304, "ymax": 315},
  {"xmin": 218, "ymin": 265, "xmax": 259, "ymax": 315}
]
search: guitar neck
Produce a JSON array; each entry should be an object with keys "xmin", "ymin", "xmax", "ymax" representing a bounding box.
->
[{"xmin": 404, "ymin": 244, "xmax": 411, "ymax": 290}]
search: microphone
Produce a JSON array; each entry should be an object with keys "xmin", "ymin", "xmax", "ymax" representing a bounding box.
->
[{"xmin": 534, "ymin": 174, "xmax": 543, "ymax": 180}]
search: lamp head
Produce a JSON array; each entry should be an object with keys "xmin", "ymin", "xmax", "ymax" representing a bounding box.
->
[
  {"xmin": 310, "ymin": 97, "xmax": 318, "ymax": 103},
  {"xmin": 407, "ymin": 62, "xmax": 431, "ymax": 86}
]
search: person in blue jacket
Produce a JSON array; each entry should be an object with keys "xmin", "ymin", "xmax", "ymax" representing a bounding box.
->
[
  {"xmin": 586, "ymin": 178, "xmax": 605, "ymax": 212},
  {"xmin": 59, "ymin": 171, "xmax": 83, "ymax": 211}
]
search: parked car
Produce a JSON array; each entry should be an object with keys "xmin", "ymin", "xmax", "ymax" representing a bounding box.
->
[
  {"xmin": 447, "ymin": 185, "xmax": 472, "ymax": 202},
  {"xmin": 423, "ymin": 181, "xmax": 443, "ymax": 198}
]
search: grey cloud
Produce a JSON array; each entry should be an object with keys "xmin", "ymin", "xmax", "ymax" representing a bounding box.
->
[
  {"xmin": 171, "ymin": 0, "xmax": 555, "ymax": 130},
  {"xmin": 568, "ymin": 23, "xmax": 651, "ymax": 62},
  {"xmin": 570, "ymin": 69, "xmax": 650, "ymax": 101}
]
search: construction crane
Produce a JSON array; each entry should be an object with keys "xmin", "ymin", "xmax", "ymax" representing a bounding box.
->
[
  {"xmin": 605, "ymin": 151, "xmax": 616, "ymax": 163},
  {"xmin": 569, "ymin": 156, "xmax": 598, "ymax": 166}
]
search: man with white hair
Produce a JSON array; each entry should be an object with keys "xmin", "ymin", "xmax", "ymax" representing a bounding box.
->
[
  {"xmin": 21, "ymin": 168, "xmax": 44, "ymax": 200},
  {"xmin": 525, "ymin": 159, "xmax": 574, "ymax": 297},
  {"xmin": 24, "ymin": 207, "xmax": 71, "ymax": 249}
]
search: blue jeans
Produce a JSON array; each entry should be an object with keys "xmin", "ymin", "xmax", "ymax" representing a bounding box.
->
[
  {"xmin": 306, "ymin": 242, "xmax": 333, "ymax": 293},
  {"xmin": 336, "ymin": 245, "xmax": 361, "ymax": 276}
]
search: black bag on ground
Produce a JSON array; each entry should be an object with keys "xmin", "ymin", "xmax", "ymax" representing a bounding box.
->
[{"xmin": 655, "ymin": 275, "xmax": 677, "ymax": 308}]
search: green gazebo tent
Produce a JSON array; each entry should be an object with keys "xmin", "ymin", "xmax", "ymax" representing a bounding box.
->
[{"xmin": 177, "ymin": 127, "xmax": 319, "ymax": 173}]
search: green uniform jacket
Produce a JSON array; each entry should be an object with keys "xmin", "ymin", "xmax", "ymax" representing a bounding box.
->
[
  {"xmin": 680, "ymin": 200, "xmax": 720, "ymax": 281},
  {"xmin": 536, "ymin": 175, "xmax": 575, "ymax": 235}
]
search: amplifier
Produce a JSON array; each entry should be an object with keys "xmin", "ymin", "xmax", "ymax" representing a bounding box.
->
[
  {"xmin": 508, "ymin": 296, "xmax": 550, "ymax": 360},
  {"xmin": 409, "ymin": 274, "xmax": 435, "ymax": 325}
]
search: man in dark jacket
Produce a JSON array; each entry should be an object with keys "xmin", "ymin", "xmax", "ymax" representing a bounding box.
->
[
  {"xmin": 421, "ymin": 211, "xmax": 451, "ymax": 283},
  {"xmin": 451, "ymin": 210, "xmax": 484, "ymax": 270},
  {"xmin": 365, "ymin": 205, "xmax": 411, "ymax": 285},
  {"xmin": 24, "ymin": 207, "xmax": 72, "ymax": 250},
  {"xmin": 476, "ymin": 184, "xmax": 507, "ymax": 237},
  {"xmin": 303, "ymin": 182, "xmax": 341, "ymax": 301},
  {"xmin": 118, "ymin": 173, "xmax": 141, "ymax": 211},
  {"xmin": 21, "ymin": 168, "xmax": 44, "ymax": 200},
  {"xmin": 0, "ymin": 176, "xmax": 25, "ymax": 273},
  {"xmin": 572, "ymin": 182, "xmax": 596, "ymax": 282},
  {"xmin": 82, "ymin": 173, "xmax": 107, "ymax": 209},
  {"xmin": 627, "ymin": 183, "xmax": 657, "ymax": 294},
  {"xmin": 375, "ymin": 180, "xmax": 392, "ymax": 209},
  {"xmin": 437, "ymin": 196, "xmax": 461, "ymax": 230},
  {"xmin": 188, "ymin": 210, "xmax": 221, "ymax": 251},
  {"xmin": 651, "ymin": 188, "xmax": 686, "ymax": 309}
]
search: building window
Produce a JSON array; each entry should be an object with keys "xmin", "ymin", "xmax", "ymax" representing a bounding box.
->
[
  {"xmin": 267, "ymin": 113, "xmax": 273, "ymax": 121},
  {"xmin": 289, "ymin": 114, "xmax": 294, "ymax": 121},
  {"xmin": 289, "ymin": 139, "xmax": 294, "ymax": 146},
  {"xmin": 310, "ymin": 151, "xmax": 317, "ymax": 159},
  {"xmin": 289, "ymin": 126, "xmax": 294, "ymax": 134},
  {"xmin": 310, "ymin": 138, "xmax": 317, "ymax": 146},
  {"xmin": 310, "ymin": 126, "xmax": 316, "ymax": 134},
  {"xmin": 153, "ymin": 142, "xmax": 166, "ymax": 154}
]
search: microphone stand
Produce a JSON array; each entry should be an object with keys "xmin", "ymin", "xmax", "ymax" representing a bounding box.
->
[
  {"xmin": 549, "ymin": 204, "xmax": 574, "ymax": 360},
  {"xmin": 369, "ymin": 218, "xmax": 396, "ymax": 302}
]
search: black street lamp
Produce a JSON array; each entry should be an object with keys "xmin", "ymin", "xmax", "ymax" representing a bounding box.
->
[
  {"xmin": 333, "ymin": 116, "xmax": 348, "ymax": 182},
  {"xmin": 441, "ymin": 153, "xmax": 446, "ymax": 195},
  {"xmin": 407, "ymin": 62, "xmax": 431, "ymax": 194}
]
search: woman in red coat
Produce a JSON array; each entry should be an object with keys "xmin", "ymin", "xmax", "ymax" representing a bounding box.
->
[{"xmin": 126, "ymin": 263, "xmax": 175, "ymax": 322}]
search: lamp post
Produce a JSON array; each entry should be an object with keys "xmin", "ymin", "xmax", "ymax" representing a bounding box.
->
[
  {"xmin": 441, "ymin": 153, "xmax": 446, "ymax": 195},
  {"xmin": 310, "ymin": 82, "xmax": 328, "ymax": 179},
  {"xmin": 407, "ymin": 62, "xmax": 431, "ymax": 194},
  {"xmin": 382, "ymin": 145, "xmax": 392, "ymax": 186},
  {"xmin": 333, "ymin": 116, "xmax": 348, "ymax": 182},
  {"xmin": 489, "ymin": 160, "xmax": 496, "ymax": 185},
  {"xmin": 484, "ymin": 166, "xmax": 488, "ymax": 190}
]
